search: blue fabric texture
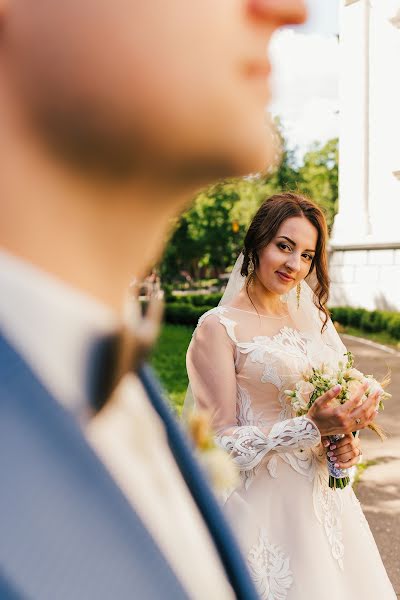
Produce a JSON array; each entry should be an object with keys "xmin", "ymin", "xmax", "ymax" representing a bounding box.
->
[{"xmin": 0, "ymin": 334, "xmax": 189, "ymax": 600}]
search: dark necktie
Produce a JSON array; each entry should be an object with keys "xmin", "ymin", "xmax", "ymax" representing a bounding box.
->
[{"xmin": 87, "ymin": 291, "xmax": 164, "ymax": 412}]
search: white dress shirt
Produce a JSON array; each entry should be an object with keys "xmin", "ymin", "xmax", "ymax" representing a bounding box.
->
[{"xmin": 0, "ymin": 250, "xmax": 234, "ymax": 600}]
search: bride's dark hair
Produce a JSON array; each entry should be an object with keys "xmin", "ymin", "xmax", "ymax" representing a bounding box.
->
[{"xmin": 241, "ymin": 191, "xmax": 330, "ymax": 330}]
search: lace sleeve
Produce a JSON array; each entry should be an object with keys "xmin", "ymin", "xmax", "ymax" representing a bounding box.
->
[
  {"xmin": 216, "ymin": 418, "xmax": 320, "ymax": 471},
  {"xmin": 186, "ymin": 313, "xmax": 321, "ymax": 473}
]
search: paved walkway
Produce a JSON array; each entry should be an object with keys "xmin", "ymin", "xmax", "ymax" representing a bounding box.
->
[{"xmin": 342, "ymin": 335, "xmax": 400, "ymax": 595}]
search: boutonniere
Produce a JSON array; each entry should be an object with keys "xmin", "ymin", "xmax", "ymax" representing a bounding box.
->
[{"xmin": 187, "ymin": 410, "xmax": 239, "ymax": 493}]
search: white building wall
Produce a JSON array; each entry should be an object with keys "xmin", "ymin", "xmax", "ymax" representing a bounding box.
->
[
  {"xmin": 368, "ymin": 1, "xmax": 400, "ymax": 242},
  {"xmin": 330, "ymin": 0, "xmax": 400, "ymax": 311}
]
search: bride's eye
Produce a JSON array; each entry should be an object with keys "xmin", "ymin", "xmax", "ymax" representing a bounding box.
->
[
  {"xmin": 302, "ymin": 253, "xmax": 314, "ymax": 261},
  {"xmin": 278, "ymin": 242, "xmax": 292, "ymax": 252}
]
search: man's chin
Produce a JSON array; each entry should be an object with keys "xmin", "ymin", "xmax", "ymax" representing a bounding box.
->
[{"xmin": 174, "ymin": 141, "xmax": 274, "ymax": 188}]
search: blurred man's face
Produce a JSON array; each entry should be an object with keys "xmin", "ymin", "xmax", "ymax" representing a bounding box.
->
[{"xmin": 3, "ymin": 0, "xmax": 306, "ymax": 181}]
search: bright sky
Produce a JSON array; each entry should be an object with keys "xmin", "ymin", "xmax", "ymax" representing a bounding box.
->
[{"xmin": 270, "ymin": 0, "xmax": 340, "ymax": 157}]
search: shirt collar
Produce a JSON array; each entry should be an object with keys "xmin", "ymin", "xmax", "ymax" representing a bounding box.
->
[{"xmin": 0, "ymin": 249, "xmax": 120, "ymax": 423}]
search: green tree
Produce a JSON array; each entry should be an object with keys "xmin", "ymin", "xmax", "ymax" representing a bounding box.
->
[
  {"xmin": 297, "ymin": 138, "xmax": 338, "ymax": 228},
  {"xmin": 159, "ymin": 130, "xmax": 339, "ymax": 283}
]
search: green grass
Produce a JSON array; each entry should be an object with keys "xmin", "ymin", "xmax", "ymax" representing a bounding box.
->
[
  {"xmin": 352, "ymin": 460, "xmax": 378, "ymax": 489},
  {"xmin": 150, "ymin": 324, "xmax": 193, "ymax": 412},
  {"xmin": 342, "ymin": 326, "xmax": 400, "ymax": 350}
]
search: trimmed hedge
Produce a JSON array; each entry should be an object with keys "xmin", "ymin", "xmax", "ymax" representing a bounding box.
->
[
  {"xmin": 164, "ymin": 298, "xmax": 400, "ymax": 340},
  {"xmin": 330, "ymin": 307, "xmax": 400, "ymax": 340},
  {"xmin": 170, "ymin": 293, "xmax": 223, "ymax": 307},
  {"xmin": 387, "ymin": 314, "xmax": 400, "ymax": 339},
  {"xmin": 164, "ymin": 303, "xmax": 215, "ymax": 326}
]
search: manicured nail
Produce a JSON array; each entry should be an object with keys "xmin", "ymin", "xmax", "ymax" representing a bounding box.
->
[
  {"xmin": 332, "ymin": 385, "xmax": 341, "ymax": 393},
  {"xmin": 334, "ymin": 463, "xmax": 340, "ymax": 468},
  {"xmin": 327, "ymin": 451, "xmax": 334, "ymax": 457},
  {"xmin": 330, "ymin": 445, "xmax": 337, "ymax": 450},
  {"xmin": 330, "ymin": 456, "xmax": 337, "ymax": 462},
  {"xmin": 323, "ymin": 440, "xmax": 330, "ymax": 447}
]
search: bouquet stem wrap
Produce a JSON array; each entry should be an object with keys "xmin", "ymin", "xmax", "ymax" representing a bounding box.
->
[{"xmin": 327, "ymin": 434, "xmax": 350, "ymax": 489}]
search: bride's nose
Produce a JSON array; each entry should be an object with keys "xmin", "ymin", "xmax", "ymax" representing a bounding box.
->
[{"xmin": 285, "ymin": 253, "xmax": 301, "ymax": 273}]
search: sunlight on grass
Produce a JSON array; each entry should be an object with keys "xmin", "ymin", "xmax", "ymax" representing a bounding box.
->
[{"xmin": 344, "ymin": 327, "xmax": 400, "ymax": 350}]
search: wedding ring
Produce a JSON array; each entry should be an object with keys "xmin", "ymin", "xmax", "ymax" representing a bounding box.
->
[{"xmin": 355, "ymin": 418, "xmax": 361, "ymax": 425}]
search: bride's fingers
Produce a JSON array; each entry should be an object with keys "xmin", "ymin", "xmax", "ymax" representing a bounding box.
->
[
  {"xmin": 334, "ymin": 445, "xmax": 362, "ymax": 467},
  {"xmin": 328, "ymin": 435, "xmax": 352, "ymax": 450},
  {"xmin": 350, "ymin": 391, "xmax": 380, "ymax": 427},
  {"xmin": 327, "ymin": 438, "xmax": 361, "ymax": 465},
  {"xmin": 336, "ymin": 453, "xmax": 361, "ymax": 469},
  {"xmin": 329, "ymin": 444, "xmax": 353, "ymax": 458},
  {"xmin": 328, "ymin": 450, "xmax": 349, "ymax": 464},
  {"xmin": 327, "ymin": 435, "xmax": 359, "ymax": 453},
  {"xmin": 332, "ymin": 437, "xmax": 360, "ymax": 453}
]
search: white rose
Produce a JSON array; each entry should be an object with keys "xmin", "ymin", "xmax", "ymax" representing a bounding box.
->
[
  {"xmin": 347, "ymin": 379, "xmax": 364, "ymax": 403},
  {"xmin": 292, "ymin": 397, "xmax": 306, "ymax": 414},
  {"xmin": 302, "ymin": 367, "xmax": 314, "ymax": 381},
  {"xmin": 295, "ymin": 380, "xmax": 315, "ymax": 408},
  {"xmin": 323, "ymin": 365, "xmax": 336, "ymax": 378},
  {"xmin": 345, "ymin": 368, "xmax": 364, "ymax": 382},
  {"xmin": 364, "ymin": 377, "xmax": 384, "ymax": 397}
]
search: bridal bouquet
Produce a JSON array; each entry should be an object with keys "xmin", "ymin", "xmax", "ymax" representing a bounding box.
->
[{"xmin": 284, "ymin": 352, "xmax": 390, "ymax": 490}]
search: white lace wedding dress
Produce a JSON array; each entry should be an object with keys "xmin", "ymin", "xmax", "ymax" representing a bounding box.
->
[{"xmin": 186, "ymin": 305, "xmax": 396, "ymax": 600}]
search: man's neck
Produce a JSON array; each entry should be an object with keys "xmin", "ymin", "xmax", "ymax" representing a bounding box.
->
[{"xmin": 0, "ymin": 132, "xmax": 192, "ymax": 313}]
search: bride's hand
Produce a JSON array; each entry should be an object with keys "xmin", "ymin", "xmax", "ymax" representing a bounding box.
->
[
  {"xmin": 307, "ymin": 383, "xmax": 379, "ymax": 437},
  {"xmin": 322, "ymin": 434, "xmax": 362, "ymax": 469}
]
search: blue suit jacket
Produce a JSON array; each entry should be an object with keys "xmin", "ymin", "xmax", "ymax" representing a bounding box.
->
[{"xmin": 0, "ymin": 334, "xmax": 259, "ymax": 599}]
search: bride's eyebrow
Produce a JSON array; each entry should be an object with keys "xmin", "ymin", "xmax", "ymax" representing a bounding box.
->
[{"xmin": 277, "ymin": 236, "xmax": 316, "ymax": 253}]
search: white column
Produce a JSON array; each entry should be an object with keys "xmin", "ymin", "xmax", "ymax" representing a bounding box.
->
[
  {"xmin": 368, "ymin": 0, "xmax": 400, "ymax": 244},
  {"xmin": 329, "ymin": 1, "xmax": 400, "ymax": 311},
  {"xmin": 331, "ymin": 0, "xmax": 371, "ymax": 246}
]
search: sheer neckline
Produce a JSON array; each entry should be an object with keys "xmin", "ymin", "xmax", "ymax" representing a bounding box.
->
[{"xmin": 224, "ymin": 306, "xmax": 289, "ymax": 320}]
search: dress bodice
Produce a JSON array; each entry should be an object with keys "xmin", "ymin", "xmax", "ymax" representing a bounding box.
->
[
  {"xmin": 187, "ymin": 306, "xmax": 328, "ymax": 481},
  {"xmin": 190, "ymin": 305, "xmax": 340, "ymax": 432}
]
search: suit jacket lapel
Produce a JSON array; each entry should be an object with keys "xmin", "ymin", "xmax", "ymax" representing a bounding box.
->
[{"xmin": 0, "ymin": 335, "xmax": 189, "ymax": 600}]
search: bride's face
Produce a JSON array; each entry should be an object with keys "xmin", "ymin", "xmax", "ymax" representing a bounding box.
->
[{"xmin": 256, "ymin": 216, "xmax": 318, "ymax": 295}]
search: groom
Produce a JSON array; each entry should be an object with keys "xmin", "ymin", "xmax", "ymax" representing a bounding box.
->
[{"xmin": 0, "ymin": 1, "xmax": 378, "ymax": 599}]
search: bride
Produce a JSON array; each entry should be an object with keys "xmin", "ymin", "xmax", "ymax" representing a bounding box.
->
[{"xmin": 186, "ymin": 192, "xmax": 396, "ymax": 600}]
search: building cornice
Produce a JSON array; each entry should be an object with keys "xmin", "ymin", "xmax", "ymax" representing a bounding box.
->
[{"xmin": 329, "ymin": 242, "xmax": 400, "ymax": 252}]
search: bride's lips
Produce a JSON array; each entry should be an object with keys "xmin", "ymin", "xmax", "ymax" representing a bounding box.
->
[{"xmin": 276, "ymin": 271, "xmax": 295, "ymax": 283}]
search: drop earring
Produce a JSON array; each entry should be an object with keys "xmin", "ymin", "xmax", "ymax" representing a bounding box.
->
[
  {"xmin": 247, "ymin": 253, "xmax": 254, "ymax": 276},
  {"xmin": 296, "ymin": 282, "xmax": 301, "ymax": 309}
]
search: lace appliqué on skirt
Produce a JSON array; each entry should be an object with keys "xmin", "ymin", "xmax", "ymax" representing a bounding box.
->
[
  {"xmin": 313, "ymin": 461, "xmax": 345, "ymax": 570},
  {"xmin": 247, "ymin": 529, "xmax": 293, "ymax": 600}
]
